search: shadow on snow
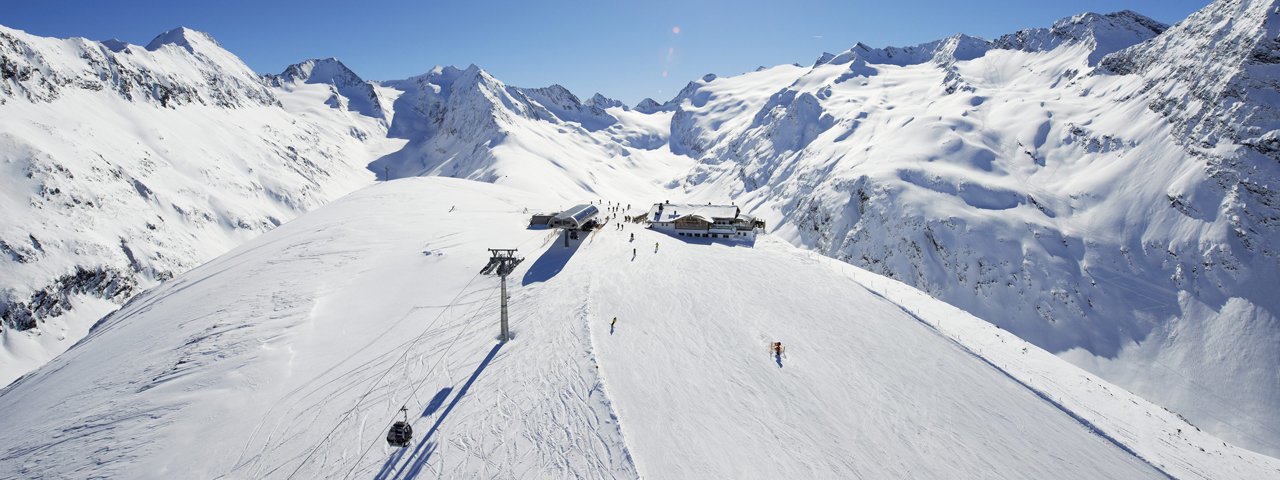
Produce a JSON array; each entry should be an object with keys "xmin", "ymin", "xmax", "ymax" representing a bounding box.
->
[
  {"xmin": 521, "ymin": 232, "xmax": 584, "ymax": 285},
  {"xmin": 651, "ymin": 228, "xmax": 757, "ymax": 248},
  {"xmin": 376, "ymin": 342, "xmax": 504, "ymax": 480}
]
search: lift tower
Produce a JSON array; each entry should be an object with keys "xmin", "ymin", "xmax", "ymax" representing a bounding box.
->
[{"xmin": 480, "ymin": 248, "xmax": 523, "ymax": 342}]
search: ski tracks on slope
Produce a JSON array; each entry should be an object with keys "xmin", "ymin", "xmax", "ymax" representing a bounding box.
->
[
  {"xmin": 450, "ymin": 278, "xmax": 638, "ymax": 479},
  {"xmin": 573, "ymin": 282, "xmax": 639, "ymax": 479},
  {"xmin": 341, "ymin": 263, "xmax": 639, "ymax": 478}
]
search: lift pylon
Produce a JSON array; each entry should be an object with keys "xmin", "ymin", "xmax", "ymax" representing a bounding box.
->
[{"xmin": 480, "ymin": 248, "xmax": 523, "ymax": 341}]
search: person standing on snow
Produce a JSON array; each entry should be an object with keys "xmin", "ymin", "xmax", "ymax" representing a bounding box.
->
[{"xmin": 654, "ymin": 242, "xmax": 659, "ymax": 253}]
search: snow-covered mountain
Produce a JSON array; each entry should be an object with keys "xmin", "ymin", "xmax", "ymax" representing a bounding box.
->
[
  {"xmin": 266, "ymin": 57, "xmax": 388, "ymax": 120},
  {"xmin": 646, "ymin": 4, "xmax": 1280, "ymax": 456},
  {"xmin": 0, "ymin": 26, "xmax": 401, "ymax": 385},
  {"xmin": 2, "ymin": 177, "xmax": 1276, "ymax": 478},
  {"xmin": 369, "ymin": 64, "xmax": 688, "ymax": 197},
  {"xmin": 3, "ymin": 0, "xmax": 1280, "ymax": 466}
]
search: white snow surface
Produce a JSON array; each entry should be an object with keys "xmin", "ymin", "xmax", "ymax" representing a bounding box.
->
[
  {"xmin": 2, "ymin": 177, "xmax": 1276, "ymax": 479},
  {"xmin": 0, "ymin": 25, "xmax": 402, "ymax": 386},
  {"xmin": 2, "ymin": 0, "xmax": 1280, "ymax": 465}
]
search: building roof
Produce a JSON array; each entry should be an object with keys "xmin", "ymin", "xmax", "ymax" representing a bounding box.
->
[
  {"xmin": 647, "ymin": 203, "xmax": 740, "ymax": 223},
  {"xmin": 553, "ymin": 204, "xmax": 599, "ymax": 224}
]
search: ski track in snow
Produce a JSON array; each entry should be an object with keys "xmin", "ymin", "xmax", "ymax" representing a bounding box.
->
[
  {"xmin": 5, "ymin": 6, "xmax": 1280, "ymax": 461},
  {"xmin": 583, "ymin": 225, "xmax": 1161, "ymax": 479},
  {"xmin": 215, "ymin": 202, "xmax": 638, "ymax": 479},
  {"xmin": 1, "ymin": 177, "xmax": 1277, "ymax": 479}
]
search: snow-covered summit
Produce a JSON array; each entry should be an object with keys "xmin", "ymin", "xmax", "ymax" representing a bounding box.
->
[
  {"xmin": 514, "ymin": 83, "xmax": 617, "ymax": 130},
  {"xmin": 634, "ymin": 97, "xmax": 663, "ymax": 114},
  {"xmin": 995, "ymin": 10, "xmax": 1168, "ymax": 65},
  {"xmin": 810, "ymin": 10, "xmax": 1166, "ymax": 72},
  {"xmin": 99, "ymin": 38, "xmax": 130, "ymax": 53},
  {"xmin": 268, "ymin": 57, "xmax": 386, "ymax": 119},
  {"xmin": 1100, "ymin": 0, "xmax": 1280, "ymax": 152},
  {"xmin": 585, "ymin": 92, "xmax": 627, "ymax": 110},
  {"xmin": 0, "ymin": 24, "xmax": 275, "ymax": 107},
  {"xmin": 816, "ymin": 33, "xmax": 992, "ymax": 68},
  {"xmin": 273, "ymin": 57, "xmax": 363, "ymax": 87},
  {"xmin": 371, "ymin": 63, "xmax": 678, "ymax": 186},
  {"xmin": 144, "ymin": 26, "xmax": 218, "ymax": 53}
]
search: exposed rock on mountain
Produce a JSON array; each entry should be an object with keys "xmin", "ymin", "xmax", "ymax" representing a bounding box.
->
[
  {"xmin": 267, "ymin": 57, "xmax": 386, "ymax": 120},
  {"xmin": 0, "ymin": 26, "xmax": 399, "ymax": 385},
  {"xmin": 1, "ymin": 2, "xmax": 1278, "ymax": 459}
]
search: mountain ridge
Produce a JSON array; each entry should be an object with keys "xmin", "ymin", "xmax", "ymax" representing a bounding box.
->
[{"xmin": 2, "ymin": 2, "xmax": 1279, "ymax": 459}]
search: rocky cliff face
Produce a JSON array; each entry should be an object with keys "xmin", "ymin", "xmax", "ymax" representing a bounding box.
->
[{"xmin": 1098, "ymin": 0, "xmax": 1280, "ymax": 263}]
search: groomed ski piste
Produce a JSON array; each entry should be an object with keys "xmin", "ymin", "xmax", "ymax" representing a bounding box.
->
[{"xmin": 1, "ymin": 177, "xmax": 1277, "ymax": 479}]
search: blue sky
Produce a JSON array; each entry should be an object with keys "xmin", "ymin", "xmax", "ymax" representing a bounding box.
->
[{"xmin": 2, "ymin": 0, "xmax": 1207, "ymax": 104}]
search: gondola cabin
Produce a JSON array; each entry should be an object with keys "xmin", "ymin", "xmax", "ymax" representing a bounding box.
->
[{"xmin": 387, "ymin": 407, "xmax": 413, "ymax": 447}]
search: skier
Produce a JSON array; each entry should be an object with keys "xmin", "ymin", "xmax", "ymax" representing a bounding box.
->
[
  {"xmin": 654, "ymin": 242, "xmax": 659, "ymax": 253},
  {"xmin": 771, "ymin": 342, "xmax": 785, "ymax": 358},
  {"xmin": 630, "ymin": 232, "xmax": 635, "ymax": 242}
]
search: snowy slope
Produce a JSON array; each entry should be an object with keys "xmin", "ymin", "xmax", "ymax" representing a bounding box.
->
[
  {"xmin": 619, "ymin": 4, "xmax": 1280, "ymax": 456},
  {"xmin": 358, "ymin": 3, "xmax": 1280, "ymax": 456},
  {"xmin": 3, "ymin": 177, "xmax": 1275, "ymax": 479},
  {"xmin": 0, "ymin": 26, "xmax": 400, "ymax": 385},
  {"xmin": 3, "ymin": 0, "xmax": 1280, "ymax": 463}
]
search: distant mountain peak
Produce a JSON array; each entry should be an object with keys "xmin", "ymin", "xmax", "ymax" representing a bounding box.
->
[
  {"xmin": 100, "ymin": 38, "xmax": 131, "ymax": 53},
  {"xmin": 276, "ymin": 57, "xmax": 363, "ymax": 87},
  {"xmin": 995, "ymin": 10, "xmax": 1167, "ymax": 64},
  {"xmin": 1097, "ymin": 0, "xmax": 1280, "ymax": 151},
  {"xmin": 585, "ymin": 93, "xmax": 626, "ymax": 110},
  {"xmin": 815, "ymin": 10, "xmax": 1167, "ymax": 70},
  {"xmin": 816, "ymin": 35, "xmax": 991, "ymax": 69},
  {"xmin": 271, "ymin": 57, "xmax": 385, "ymax": 119},
  {"xmin": 144, "ymin": 26, "xmax": 221, "ymax": 53},
  {"xmin": 634, "ymin": 97, "xmax": 663, "ymax": 114}
]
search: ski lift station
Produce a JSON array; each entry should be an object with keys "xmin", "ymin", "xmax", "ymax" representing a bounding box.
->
[
  {"xmin": 647, "ymin": 202, "xmax": 764, "ymax": 240},
  {"xmin": 548, "ymin": 204, "xmax": 600, "ymax": 230}
]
